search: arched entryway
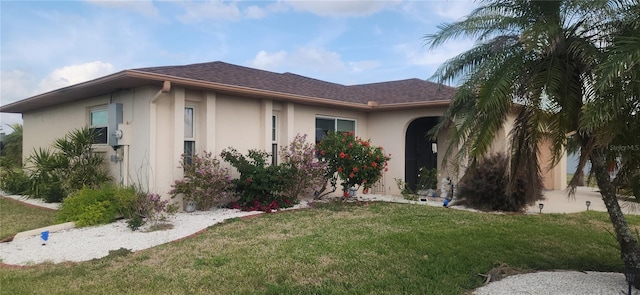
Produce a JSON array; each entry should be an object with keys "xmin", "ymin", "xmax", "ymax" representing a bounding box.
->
[{"xmin": 405, "ymin": 117, "xmax": 439, "ymax": 191}]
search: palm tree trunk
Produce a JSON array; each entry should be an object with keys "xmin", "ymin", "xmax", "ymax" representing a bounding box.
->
[{"xmin": 591, "ymin": 149, "xmax": 640, "ymax": 288}]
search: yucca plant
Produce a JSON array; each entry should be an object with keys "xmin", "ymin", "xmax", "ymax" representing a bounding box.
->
[{"xmin": 26, "ymin": 127, "xmax": 111, "ymax": 202}]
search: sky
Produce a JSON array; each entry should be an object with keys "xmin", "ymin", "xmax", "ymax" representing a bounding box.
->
[{"xmin": 0, "ymin": 0, "xmax": 479, "ymax": 131}]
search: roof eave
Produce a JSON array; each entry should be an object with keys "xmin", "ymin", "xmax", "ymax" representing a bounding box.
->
[{"xmin": 0, "ymin": 71, "xmax": 135, "ymax": 113}]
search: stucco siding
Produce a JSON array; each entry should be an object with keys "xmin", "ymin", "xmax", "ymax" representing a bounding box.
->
[
  {"xmin": 368, "ymin": 107, "xmax": 448, "ymax": 195},
  {"xmin": 21, "ymin": 88, "xmax": 153, "ymax": 192}
]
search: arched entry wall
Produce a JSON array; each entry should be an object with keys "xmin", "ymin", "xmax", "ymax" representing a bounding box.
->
[{"xmin": 404, "ymin": 117, "xmax": 439, "ymax": 191}]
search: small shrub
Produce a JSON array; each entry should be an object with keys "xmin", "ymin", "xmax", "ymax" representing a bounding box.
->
[
  {"xmin": 112, "ymin": 186, "xmax": 139, "ymax": 219},
  {"xmin": 123, "ymin": 192, "xmax": 177, "ymax": 231},
  {"xmin": 0, "ymin": 166, "xmax": 30, "ymax": 195},
  {"xmin": 126, "ymin": 214, "xmax": 145, "ymax": 231},
  {"xmin": 171, "ymin": 151, "xmax": 233, "ymax": 210},
  {"xmin": 416, "ymin": 167, "xmax": 437, "ymax": 191},
  {"xmin": 221, "ymin": 148, "xmax": 297, "ymax": 212},
  {"xmin": 136, "ymin": 193, "xmax": 177, "ymax": 224},
  {"xmin": 57, "ymin": 187, "xmax": 119, "ymax": 227},
  {"xmin": 279, "ymin": 134, "xmax": 328, "ymax": 199},
  {"xmin": 394, "ymin": 178, "xmax": 417, "ymax": 200},
  {"xmin": 457, "ymin": 153, "xmax": 541, "ymax": 212}
]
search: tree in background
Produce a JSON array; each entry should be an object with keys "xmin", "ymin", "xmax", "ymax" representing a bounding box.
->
[
  {"xmin": 425, "ymin": 0, "xmax": 640, "ymax": 286},
  {"xmin": 0, "ymin": 124, "xmax": 23, "ymax": 167}
]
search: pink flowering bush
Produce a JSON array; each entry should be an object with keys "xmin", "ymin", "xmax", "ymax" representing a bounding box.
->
[
  {"xmin": 280, "ymin": 134, "xmax": 329, "ymax": 199},
  {"xmin": 170, "ymin": 151, "xmax": 233, "ymax": 211},
  {"xmin": 317, "ymin": 131, "xmax": 390, "ymax": 198},
  {"xmin": 127, "ymin": 193, "xmax": 178, "ymax": 230}
]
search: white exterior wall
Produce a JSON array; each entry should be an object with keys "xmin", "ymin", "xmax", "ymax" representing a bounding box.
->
[{"xmin": 22, "ymin": 88, "xmax": 154, "ymax": 191}]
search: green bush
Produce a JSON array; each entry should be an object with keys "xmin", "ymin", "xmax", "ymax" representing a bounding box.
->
[
  {"xmin": 112, "ymin": 186, "xmax": 139, "ymax": 219},
  {"xmin": 0, "ymin": 166, "xmax": 30, "ymax": 195},
  {"xmin": 457, "ymin": 153, "xmax": 541, "ymax": 212},
  {"xmin": 56, "ymin": 187, "xmax": 128, "ymax": 227},
  {"xmin": 221, "ymin": 148, "xmax": 296, "ymax": 212}
]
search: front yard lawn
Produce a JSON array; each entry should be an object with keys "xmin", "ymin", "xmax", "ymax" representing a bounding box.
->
[
  {"xmin": 0, "ymin": 197, "xmax": 57, "ymax": 241},
  {"xmin": 1, "ymin": 202, "xmax": 636, "ymax": 294}
]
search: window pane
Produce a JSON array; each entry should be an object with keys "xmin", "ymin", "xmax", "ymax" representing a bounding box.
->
[
  {"xmin": 185, "ymin": 107, "xmax": 194, "ymax": 139},
  {"xmin": 272, "ymin": 143, "xmax": 278, "ymax": 166},
  {"xmin": 91, "ymin": 110, "xmax": 108, "ymax": 126},
  {"xmin": 184, "ymin": 141, "xmax": 195, "ymax": 166},
  {"xmin": 272, "ymin": 115, "xmax": 277, "ymax": 142},
  {"xmin": 315, "ymin": 118, "xmax": 334, "ymax": 143},
  {"xmin": 90, "ymin": 127, "xmax": 108, "ymax": 144},
  {"xmin": 337, "ymin": 119, "xmax": 355, "ymax": 133}
]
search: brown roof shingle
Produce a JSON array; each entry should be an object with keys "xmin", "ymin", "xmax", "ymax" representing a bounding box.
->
[
  {"xmin": 1, "ymin": 61, "xmax": 455, "ymax": 113},
  {"xmin": 133, "ymin": 61, "xmax": 455, "ymax": 105}
]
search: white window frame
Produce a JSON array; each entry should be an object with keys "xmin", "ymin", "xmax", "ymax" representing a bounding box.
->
[
  {"xmin": 271, "ymin": 113, "xmax": 278, "ymax": 165},
  {"xmin": 184, "ymin": 106, "xmax": 196, "ymax": 165},
  {"xmin": 315, "ymin": 116, "xmax": 357, "ymax": 143},
  {"xmin": 89, "ymin": 106, "xmax": 108, "ymax": 145}
]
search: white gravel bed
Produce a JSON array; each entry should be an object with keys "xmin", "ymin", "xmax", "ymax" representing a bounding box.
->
[
  {"xmin": 473, "ymin": 270, "xmax": 638, "ymax": 295},
  {"xmin": 2, "ymin": 194, "xmax": 61, "ymax": 210},
  {"xmin": 0, "ymin": 201, "xmax": 310, "ymax": 266}
]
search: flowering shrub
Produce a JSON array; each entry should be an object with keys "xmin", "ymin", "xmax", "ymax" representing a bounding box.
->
[
  {"xmin": 127, "ymin": 193, "xmax": 178, "ymax": 230},
  {"xmin": 221, "ymin": 148, "xmax": 297, "ymax": 212},
  {"xmin": 170, "ymin": 151, "xmax": 233, "ymax": 211},
  {"xmin": 317, "ymin": 131, "xmax": 390, "ymax": 197},
  {"xmin": 280, "ymin": 134, "xmax": 329, "ymax": 199}
]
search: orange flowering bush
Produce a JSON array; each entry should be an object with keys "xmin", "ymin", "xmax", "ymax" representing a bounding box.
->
[{"xmin": 317, "ymin": 131, "xmax": 390, "ymax": 197}]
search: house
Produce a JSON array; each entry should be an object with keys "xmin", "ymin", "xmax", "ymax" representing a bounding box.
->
[{"xmin": 0, "ymin": 61, "xmax": 566, "ymax": 198}]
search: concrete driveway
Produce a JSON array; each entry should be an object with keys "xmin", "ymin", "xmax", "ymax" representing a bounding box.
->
[{"xmin": 527, "ymin": 186, "xmax": 640, "ymax": 215}]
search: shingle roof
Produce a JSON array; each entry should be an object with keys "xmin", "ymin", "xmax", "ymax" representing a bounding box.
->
[
  {"xmin": 1, "ymin": 61, "xmax": 455, "ymax": 113},
  {"xmin": 133, "ymin": 61, "xmax": 455, "ymax": 105}
]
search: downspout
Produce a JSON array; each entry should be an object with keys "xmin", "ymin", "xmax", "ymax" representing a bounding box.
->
[{"xmin": 149, "ymin": 81, "xmax": 171, "ymax": 192}]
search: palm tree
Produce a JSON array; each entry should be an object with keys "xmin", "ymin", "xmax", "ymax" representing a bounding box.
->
[{"xmin": 425, "ymin": 0, "xmax": 640, "ymax": 286}]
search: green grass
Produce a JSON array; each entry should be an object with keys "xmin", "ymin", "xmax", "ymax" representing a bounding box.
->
[
  {"xmin": 0, "ymin": 197, "xmax": 57, "ymax": 241},
  {"xmin": 1, "ymin": 202, "xmax": 638, "ymax": 294}
]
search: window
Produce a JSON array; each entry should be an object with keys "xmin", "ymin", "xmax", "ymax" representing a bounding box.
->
[
  {"xmin": 315, "ymin": 117, "xmax": 356, "ymax": 143},
  {"xmin": 184, "ymin": 107, "xmax": 195, "ymax": 165},
  {"xmin": 90, "ymin": 108, "xmax": 108, "ymax": 144},
  {"xmin": 272, "ymin": 114, "xmax": 278, "ymax": 165}
]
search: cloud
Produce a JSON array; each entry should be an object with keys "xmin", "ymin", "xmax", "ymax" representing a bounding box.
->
[
  {"xmin": 37, "ymin": 61, "xmax": 115, "ymax": 94},
  {"xmin": 394, "ymin": 39, "xmax": 475, "ymax": 67},
  {"xmin": 251, "ymin": 50, "xmax": 288, "ymax": 69},
  {"xmin": 250, "ymin": 47, "xmax": 347, "ymax": 74},
  {"xmin": 348, "ymin": 60, "xmax": 380, "ymax": 73},
  {"xmin": 0, "ymin": 70, "xmax": 36, "ymax": 127},
  {"xmin": 430, "ymin": 1, "xmax": 478, "ymax": 21},
  {"xmin": 244, "ymin": 2, "xmax": 289, "ymax": 19},
  {"xmin": 0, "ymin": 70, "xmax": 37, "ymax": 106},
  {"xmin": 85, "ymin": 0, "xmax": 161, "ymax": 18},
  {"xmin": 175, "ymin": 0, "xmax": 242, "ymax": 23},
  {"xmin": 284, "ymin": 0, "xmax": 398, "ymax": 17}
]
